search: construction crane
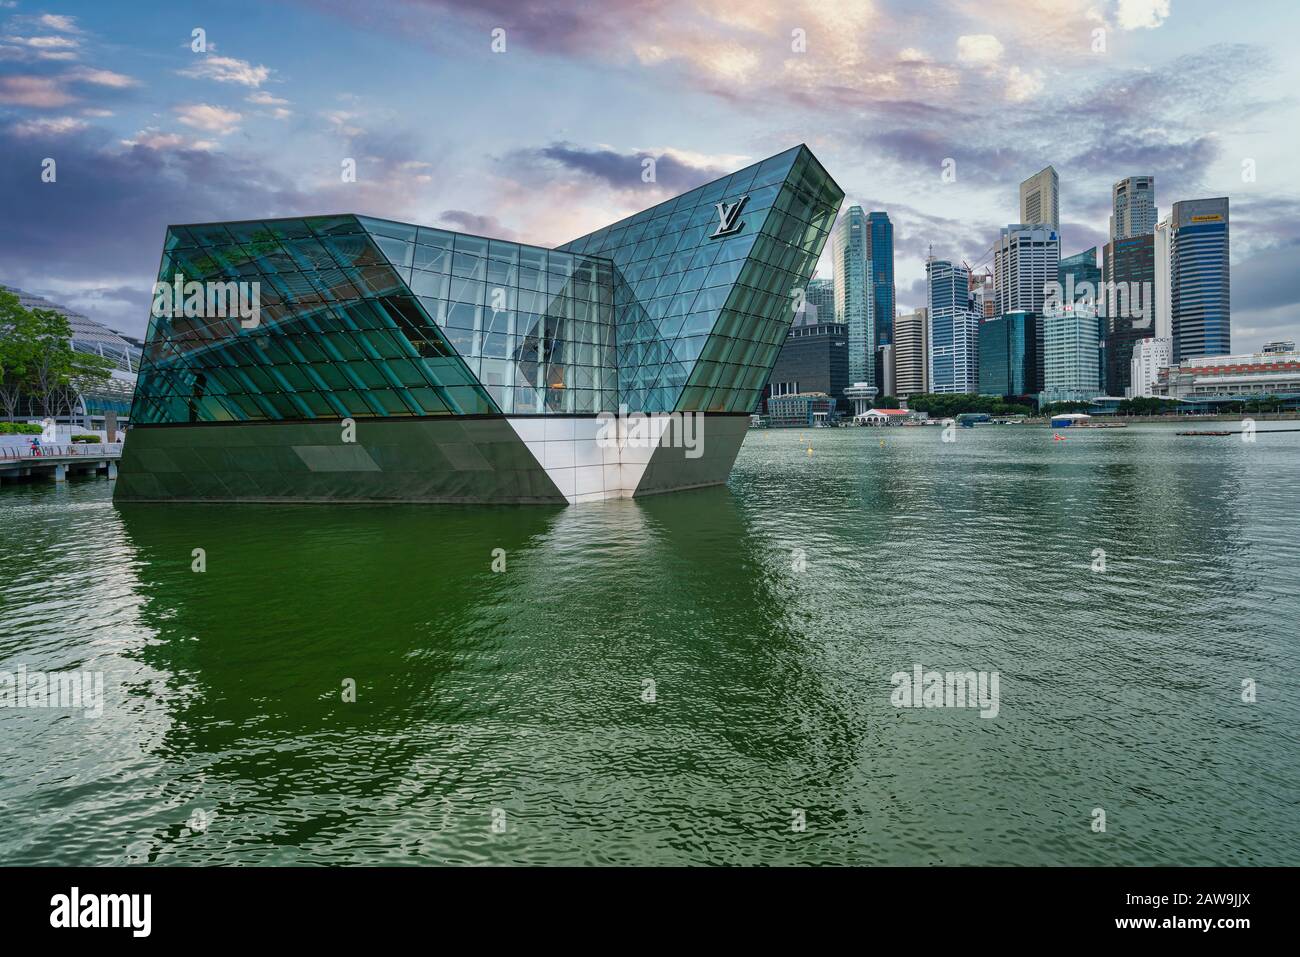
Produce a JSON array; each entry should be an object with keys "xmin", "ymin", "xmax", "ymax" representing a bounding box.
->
[{"xmin": 963, "ymin": 259, "xmax": 992, "ymax": 291}]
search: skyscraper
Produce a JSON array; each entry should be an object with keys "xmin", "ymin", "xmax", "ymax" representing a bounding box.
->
[
  {"xmin": 972, "ymin": 275, "xmax": 995, "ymax": 318},
  {"xmin": 1125, "ymin": 217, "xmax": 1177, "ymax": 398},
  {"xmin": 1059, "ymin": 247, "xmax": 1104, "ymax": 388},
  {"xmin": 1059, "ymin": 247, "xmax": 1102, "ymax": 296},
  {"xmin": 1041, "ymin": 299, "xmax": 1101, "ymax": 405},
  {"xmin": 927, "ymin": 259, "xmax": 979, "ymax": 393},
  {"xmin": 1170, "ymin": 197, "xmax": 1230, "ymax": 362},
  {"xmin": 1111, "ymin": 176, "xmax": 1157, "ymax": 240},
  {"xmin": 866, "ymin": 211, "xmax": 895, "ymax": 347},
  {"xmin": 1153, "ymin": 220, "xmax": 1172, "ymax": 340},
  {"xmin": 1019, "ymin": 166, "xmax": 1060, "ymax": 230},
  {"xmin": 994, "ymin": 224, "xmax": 1061, "ymax": 315},
  {"xmin": 978, "ymin": 311, "xmax": 1040, "ymax": 399},
  {"xmin": 893, "ymin": 309, "xmax": 929, "ymax": 398},
  {"xmin": 1102, "ymin": 233, "xmax": 1156, "ymax": 396},
  {"xmin": 1130, "ymin": 337, "xmax": 1172, "ymax": 398},
  {"xmin": 766, "ymin": 310, "xmax": 850, "ymax": 412},
  {"xmin": 804, "ymin": 277, "xmax": 836, "ymax": 321},
  {"xmin": 832, "ymin": 205, "xmax": 873, "ymax": 387}
]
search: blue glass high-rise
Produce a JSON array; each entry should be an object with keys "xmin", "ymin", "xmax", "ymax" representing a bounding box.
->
[
  {"xmin": 927, "ymin": 259, "xmax": 978, "ymax": 393},
  {"xmin": 1170, "ymin": 198, "xmax": 1230, "ymax": 363}
]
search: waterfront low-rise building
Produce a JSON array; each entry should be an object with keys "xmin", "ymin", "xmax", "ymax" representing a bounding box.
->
[
  {"xmin": 856, "ymin": 407, "xmax": 919, "ymax": 426},
  {"xmin": 114, "ymin": 144, "xmax": 846, "ymax": 505},
  {"xmin": 766, "ymin": 391, "xmax": 837, "ymax": 427},
  {"xmin": 1154, "ymin": 348, "xmax": 1300, "ymax": 403}
]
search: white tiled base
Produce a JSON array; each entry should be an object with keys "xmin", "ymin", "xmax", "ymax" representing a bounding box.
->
[{"xmin": 505, "ymin": 416, "xmax": 676, "ymax": 504}]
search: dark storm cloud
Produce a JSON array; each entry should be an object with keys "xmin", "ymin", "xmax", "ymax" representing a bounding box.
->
[
  {"xmin": 1061, "ymin": 45, "xmax": 1270, "ymax": 126},
  {"xmin": 437, "ymin": 209, "xmax": 519, "ymax": 239},
  {"xmin": 525, "ymin": 142, "xmax": 728, "ymax": 193},
  {"xmin": 0, "ymin": 126, "xmax": 310, "ymax": 276},
  {"xmin": 1232, "ymin": 237, "xmax": 1300, "ymax": 313},
  {"xmin": 0, "ymin": 125, "xmax": 313, "ymax": 337},
  {"xmin": 303, "ymin": 0, "xmax": 665, "ymax": 56},
  {"xmin": 903, "ymin": 276, "xmax": 928, "ymax": 307},
  {"xmin": 858, "ymin": 130, "xmax": 1024, "ymax": 187},
  {"xmin": 1064, "ymin": 136, "xmax": 1221, "ymax": 214},
  {"xmin": 0, "ymin": 111, "xmax": 459, "ymax": 336}
]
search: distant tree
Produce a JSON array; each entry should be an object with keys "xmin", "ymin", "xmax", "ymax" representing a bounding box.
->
[
  {"xmin": 22, "ymin": 308, "xmax": 79, "ymax": 418},
  {"xmin": 2, "ymin": 294, "xmax": 119, "ymax": 424},
  {"xmin": 875, "ymin": 394, "xmax": 900, "ymax": 409},
  {"xmin": 905, "ymin": 392, "xmax": 1033, "ymax": 418},
  {"xmin": 54, "ymin": 350, "xmax": 118, "ymax": 422},
  {"xmin": 0, "ymin": 288, "xmax": 36, "ymax": 419},
  {"xmin": 1115, "ymin": 396, "xmax": 1180, "ymax": 416}
]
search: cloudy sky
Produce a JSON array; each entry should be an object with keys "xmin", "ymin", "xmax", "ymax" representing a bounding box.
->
[{"xmin": 2, "ymin": 0, "xmax": 1296, "ymax": 352}]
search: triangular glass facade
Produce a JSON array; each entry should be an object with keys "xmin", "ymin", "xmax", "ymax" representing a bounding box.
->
[
  {"xmin": 133, "ymin": 215, "xmax": 498, "ymax": 424},
  {"xmin": 561, "ymin": 145, "xmax": 843, "ymax": 413}
]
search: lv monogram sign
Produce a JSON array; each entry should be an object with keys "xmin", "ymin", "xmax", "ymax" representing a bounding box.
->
[{"xmin": 710, "ymin": 195, "xmax": 749, "ymax": 238}]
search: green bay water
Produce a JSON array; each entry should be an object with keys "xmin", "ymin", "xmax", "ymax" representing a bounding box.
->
[{"xmin": 1, "ymin": 423, "xmax": 1297, "ymax": 865}]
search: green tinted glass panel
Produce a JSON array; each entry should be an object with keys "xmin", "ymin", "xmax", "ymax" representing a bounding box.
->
[{"xmin": 130, "ymin": 148, "xmax": 843, "ymax": 424}]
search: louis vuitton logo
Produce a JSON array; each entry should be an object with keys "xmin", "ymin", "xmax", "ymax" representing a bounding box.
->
[{"xmin": 710, "ymin": 194, "xmax": 749, "ymax": 238}]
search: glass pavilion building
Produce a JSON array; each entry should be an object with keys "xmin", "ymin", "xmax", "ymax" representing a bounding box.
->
[{"xmin": 116, "ymin": 145, "xmax": 844, "ymax": 504}]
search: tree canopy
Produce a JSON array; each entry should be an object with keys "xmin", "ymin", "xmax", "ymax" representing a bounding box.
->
[
  {"xmin": 904, "ymin": 393, "xmax": 1034, "ymax": 418},
  {"xmin": 0, "ymin": 289, "xmax": 116, "ymax": 419}
]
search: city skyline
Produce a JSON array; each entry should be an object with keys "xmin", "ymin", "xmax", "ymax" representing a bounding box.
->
[{"xmin": 1, "ymin": 0, "xmax": 1297, "ymax": 356}]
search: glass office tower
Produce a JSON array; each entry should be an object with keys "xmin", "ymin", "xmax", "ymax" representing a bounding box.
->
[
  {"xmin": 866, "ymin": 211, "xmax": 895, "ymax": 348},
  {"xmin": 1040, "ymin": 301, "xmax": 1101, "ymax": 405},
  {"xmin": 978, "ymin": 310, "xmax": 1039, "ymax": 398},
  {"xmin": 1101, "ymin": 234, "xmax": 1155, "ymax": 396},
  {"xmin": 1059, "ymin": 246, "xmax": 1104, "ymax": 391},
  {"xmin": 1170, "ymin": 197, "xmax": 1230, "ymax": 363},
  {"xmin": 832, "ymin": 205, "xmax": 872, "ymax": 386},
  {"xmin": 117, "ymin": 145, "xmax": 844, "ymax": 504},
  {"xmin": 927, "ymin": 259, "xmax": 978, "ymax": 393}
]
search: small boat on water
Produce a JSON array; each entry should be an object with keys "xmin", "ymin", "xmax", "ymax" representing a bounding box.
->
[
  {"xmin": 1048, "ymin": 412, "xmax": 1126, "ymax": 429},
  {"xmin": 1176, "ymin": 430, "xmax": 1232, "ymax": 436}
]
